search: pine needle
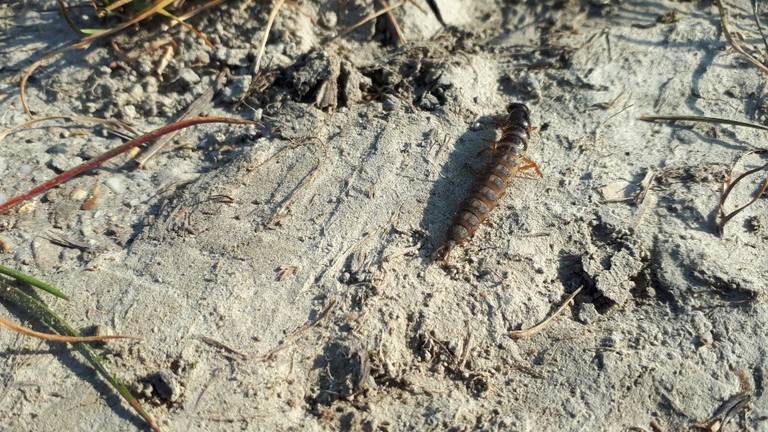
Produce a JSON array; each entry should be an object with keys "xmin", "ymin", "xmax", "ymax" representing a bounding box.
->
[{"xmin": 0, "ymin": 317, "xmax": 142, "ymax": 343}]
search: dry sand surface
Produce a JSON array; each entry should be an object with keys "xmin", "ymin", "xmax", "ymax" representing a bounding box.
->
[{"xmin": 1, "ymin": 0, "xmax": 768, "ymax": 431}]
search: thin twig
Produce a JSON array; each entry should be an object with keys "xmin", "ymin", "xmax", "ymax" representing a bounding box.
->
[
  {"xmin": 171, "ymin": 0, "xmax": 227, "ymax": 24},
  {"xmin": 253, "ymin": 0, "xmax": 285, "ymax": 78},
  {"xmin": 718, "ymin": 150, "xmax": 768, "ymax": 232},
  {"xmin": 20, "ymin": 46, "xmax": 70, "ymax": 118},
  {"xmin": 695, "ymin": 392, "xmax": 752, "ymax": 431},
  {"xmin": 0, "ymin": 115, "xmax": 137, "ymax": 143},
  {"xmin": 0, "ymin": 317, "xmax": 141, "ymax": 343},
  {"xmin": 378, "ymin": 0, "xmax": 407, "ymax": 46},
  {"xmin": 509, "ymin": 286, "xmax": 583, "ymax": 339},
  {"xmin": 639, "ymin": 114, "xmax": 768, "ymax": 134},
  {"xmin": 56, "ymin": 0, "xmax": 87, "ymax": 36},
  {"xmin": 266, "ymin": 140, "xmax": 327, "ymax": 227},
  {"xmin": 253, "ymin": 300, "xmax": 336, "ymax": 361},
  {"xmin": 716, "ymin": 0, "xmax": 768, "ymax": 75},
  {"xmin": 0, "ymin": 117, "xmax": 253, "ymax": 214},
  {"xmin": 634, "ymin": 169, "xmax": 657, "ymax": 205},
  {"xmin": 328, "ymin": 1, "xmax": 407, "ymax": 42},
  {"xmin": 753, "ymin": 0, "xmax": 768, "ymax": 55},
  {"xmin": 198, "ymin": 336, "xmax": 248, "ymax": 360}
]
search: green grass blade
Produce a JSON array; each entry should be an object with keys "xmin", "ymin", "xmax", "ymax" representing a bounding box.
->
[
  {"xmin": 0, "ymin": 283, "xmax": 160, "ymax": 432},
  {"xmin": 0, "ymin": 265, "xmax": 69, "ymax": 300}
]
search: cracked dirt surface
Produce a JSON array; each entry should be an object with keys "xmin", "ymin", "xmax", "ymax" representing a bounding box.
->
[{"xmin": 1, "ymin": 1, "xmax": 768, "ymax": 431}]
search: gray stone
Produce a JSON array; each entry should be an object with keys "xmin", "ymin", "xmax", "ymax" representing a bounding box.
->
[
  {"xmin": 177, "ymin": 68, "xmax": 201, "ymax": 89},
  {"xmin": 149, "ymin": 371, "xmax": 182, "ymax": 403}
]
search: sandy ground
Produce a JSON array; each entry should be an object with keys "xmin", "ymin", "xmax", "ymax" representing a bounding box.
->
[{"xmin": 1, "ymin": 0, "xmax": 768, "ymax": 431}]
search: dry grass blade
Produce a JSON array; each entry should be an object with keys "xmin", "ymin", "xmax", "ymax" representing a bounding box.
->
[
  {"xmin": 329, "ymin": 0, "xmax": 407, "ymax": 41},
  {"xmin": 718, "ymin": 150, "xmax": 768, "ymax": 232},
  {"xmin": 0, "ymin": 115, "xmax": 137, "ymax": 143},
  {"xmin": 253, "ymin": 299, "xmax": 336, "ymax": 361},
  {"xmin": 56, "ymin": 0, "xmax": 87, "ymax": 35},
  {"xmin": 20, "ymin": 46, "xmax": 70, "ymax": 118},
  {"xmin": 0, "ymin": 116, "xmax": 253, "ymax": 214},
  {"xmin": 753, "ymin": 0, "xmax": 768, "ymax": 55},
  {"xmin": 509, "ymin": 286, "xmax": 583, "ymax": 339},
  {"xmin": 253, "ymin": 0, "xmax": 286, "ymax": 79},
  {"xmin": 0, "ymin": 317, "xmax": 142, "ymax": 343},
  {"xmin": 378, "ymin": 0, "xmax": 407, "ymax": 46},
  {"xmin": 716, "ymin": 0, "xmax": 768, "ymax": 75},
  {"xmin": 104, "ymin": 0, "xmax": 135, "ymax": 13},
  {"xmin": 172, "ymin": 0, "xmax": 227, "ymax": 24},
  {"xmin": 155, "ymin": 8, "xmax": 213, "ymax": 48},
  {"xmin": 74, "ymin": 0, "xmax": 177, "ymax": 48},
  {"xmin": 639, "ymin": 114, "xmax": 768, "ymax": 134}
]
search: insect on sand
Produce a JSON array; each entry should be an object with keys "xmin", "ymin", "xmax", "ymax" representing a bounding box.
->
[{"xmin": 435, "ymin": 103, "xmax": 542, "ymax": 261}]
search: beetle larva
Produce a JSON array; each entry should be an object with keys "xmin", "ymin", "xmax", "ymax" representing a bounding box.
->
[{"xmin": 436, "ymin": 103, "xmax": 542, "ymax": 261}]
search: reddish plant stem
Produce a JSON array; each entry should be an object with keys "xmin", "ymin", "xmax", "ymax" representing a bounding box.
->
[{"xmin": 0, "ymin": 117, "xmax": 252, "ymax": 215}]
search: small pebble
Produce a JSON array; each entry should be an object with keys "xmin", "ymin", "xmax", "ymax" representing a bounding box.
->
[
  {"xmin": 177, "ymin": 68, "xmax": 201, "ymax": 88},
  {"xmin": 382, "ymin": 95, "xmax": 400, "ymax": 112},
  {"xmin": 320, "ymin": 11, "xmax": 338, "ymax": 28},
  {"xmin": 105, "ymin": 176, "xmax": 126, "ymax": 194},
  {"xmin": 222, "ymin": 75, "xmax": 252, "ymax": 102},
  {"xmin": 49, "ymin": 154, "xmax": 83, "ymax": 172},
  {"xmin": 121, "ymin": 105, "xmax": 138, "ymax": 119},
  {"xmin": 417, "ymin": 93, "xmax": 439, "ymax": 110},
  {"xmin": 45, "ymin": 144, "xmax": 68, "ymax": 155},
  {"xmin": 150, "ymin": 371, "xmax": 182, "ymax": 402},
  {"xmin": 127, "ymin": 82, "xmax": 142, "ymax": 97},
  {"xmin": 577, "ymin": 302, "xmax": 600, "ymax": 324},
  {"xmin": 0, "ymin": 237, "xmax": 12, "ymax": 253},
  {"xmin": 82, "ymin": 324, "xmax": 114, "ymax": 347},
  {"xmin": 195, "ymin": 51, "xmax": 210, "ymax": 65}
]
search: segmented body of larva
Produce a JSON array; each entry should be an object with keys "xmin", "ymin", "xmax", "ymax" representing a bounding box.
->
[{"xmin": 436, "ymin": 103, "xmax": 541, "ymax": 261}]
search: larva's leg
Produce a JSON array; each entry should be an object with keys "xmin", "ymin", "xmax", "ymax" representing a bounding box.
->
[{"xmin": 515, "ymin": 156, "xmax": 543, "ymax": 178}]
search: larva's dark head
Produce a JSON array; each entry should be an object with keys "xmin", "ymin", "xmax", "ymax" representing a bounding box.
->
[
  {"xmin": 506, "ymin": 103, "xmax": 531, "ymax": 127},
  {"xmin": 506, "ymin": 102, "xmax": 530, "ymax": 117}
]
